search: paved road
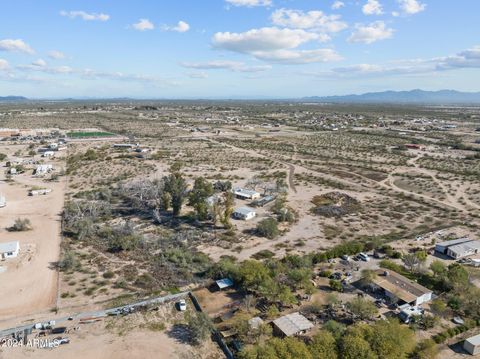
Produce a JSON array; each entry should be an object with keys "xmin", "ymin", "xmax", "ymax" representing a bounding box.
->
[{"xmin": 0, "ymin": 291, "xmax": 188, "ymax": 338}]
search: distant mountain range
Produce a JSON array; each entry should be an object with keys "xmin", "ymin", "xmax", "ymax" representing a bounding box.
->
[
  {"xmin": 302, "ymin": 90, "xmax": 480, "ymax": 104},
  {"xmin": 2, "ymin": 90, "xmax": 480, "ymax": 104},
  {"xmin": 0, "ymin": 96, "xmax": 28, "ymax": 102}
]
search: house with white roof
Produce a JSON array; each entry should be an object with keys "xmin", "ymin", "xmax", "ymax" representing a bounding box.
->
[{"xmin": 0, "ymin": 241, "xmax": 20, "ymax": 259}]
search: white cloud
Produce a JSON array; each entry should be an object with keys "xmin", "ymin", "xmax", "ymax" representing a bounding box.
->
[
  {"xmin": 348, "ymin": 21, "xmax": 393, "ymax": 44},
  {"xmin": 225, "ymin": 0, "xmax": 272, "ymax": 7},
  {"xmin": 212, "ymin": 27, "xmax": 342, "ymax": 64},
  {"xmin": 132, "ymin": 19, "xmax": 155, "ymax": 31},
  {"xmin": 48, "ymin": 50, "xmax": 66, "ymax": 59},
  {"xmin": 32, "ymin": 59, "xmax": 47, "ymax": 67},
  {"xmin": 398, "ymin": 0, "xmax": 426, "ymax": 14},
  {"xmin": 181, "ymin": 60, "xmax": 271, "ymax": 72},
  {"xmin": 0, "ymin": 59, "xmax": 9, "ymax": 71},
  {"xmin": 332, "ymin": 1, "xmax": 345, "ymax": 10},
  {"xmin": 162, "ymin": 21, "xmax": 190, "ymax": 33},
  {"xmin": 306, "ymin": 46, "xmax": 480, "ymax": 78},
  {"xmin": 271, "ymin": 9, "xmax": 347, "ymax": 33},
  {"xmin": 253, "ymin": 48, "xmax": 342, "ymax": 64},
  {"xmin": 60, "ymin": 10, "xmax": 110, "ymax": 21},
  {"xmin": 0, "ymin": 39, "xmax": 35, "ymax": 54},
  {"xmin": 187, "ymin": 72, "xmax": 208, "ymax": 79},
  {"xmin": 362, "ymin": 0, "xmax": 383, "ymax": 15}
]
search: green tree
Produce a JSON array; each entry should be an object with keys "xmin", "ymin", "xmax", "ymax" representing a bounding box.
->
[
  {"xmin": 369, "ymin": 319, "xmax": 416, "ymax": 359},
  {"xmin": 346, "ymin": 297, "xmax": 378, "ymax": 320},
  {"xmin": 238, "ymin": 260, "xmax": 272, "ymax": 293},
  {"xmin": 340, "ymin": 335, "xmax": 376, "ymax": 359},
  {"xmin": 163, "ymin": 172, "xmax": 187, "ymax": 217},
  {"xmin": 309, "ymin": 330, "xmax": 338, "ymax": 359},
  {"xmin": 256, "ymin": 218, "xmax": 279, "ymax": 239},
  {"xmin": 221, "ymin": 192, "xmax": 235, "ymax": 229},
  {"xmin": 429, "ymin": 260, "xmax": 447, "ymax": 278},
  {"xmin": 188, "ymin": 177, "xmax": 214, "ymax": 220}
]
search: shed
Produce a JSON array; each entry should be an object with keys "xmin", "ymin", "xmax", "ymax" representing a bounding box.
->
[
  {"xmin": 0, "ymin": 241, "xmax": 20, "ymax": 259},
  {"xmin": 215, "ymin": 278, "xmax": 234, "ymax": 290},
  {"xmin": 272, "ymin": 312, "xmax": 314, "ymax": 337},
  {"xmin": 464, "ymin": 333, "xmax": 480, "ymax": 355},
  {"xmin": 233, "ymin": 207, "xmax": 256, "ymax": 221}
]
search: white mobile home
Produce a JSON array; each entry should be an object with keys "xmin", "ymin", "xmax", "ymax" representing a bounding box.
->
[
  {"xmin": 233, "ymin": 207, "xmax": 256, "ymax": 221},
  {"xmin": 0, "ymin": 241, "xmax": 20, "ymax": 259}
]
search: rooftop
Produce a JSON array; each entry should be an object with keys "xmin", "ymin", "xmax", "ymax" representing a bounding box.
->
[
  {"xmin": 436, "ymin": 237, "xmax": 472, "ymax": 247},
  {"xmin": 448, "ymin": 241, "xmax": 480, "ymax": 255},
  {"xmin": 372, "ymin": 269, "xmax": 432, "ymax": 304},
  {"xmin": 273, "ymin": 312, "xmax": 314, "ymax": 337},
  {"xmin": 233, "ymin": 206, "xmax": 256, "ymax": 216},
  {"xmin": 0, "ymin": 241, "xmax": 19, "ymax": 254},
  {"xmin": 233, "ymin": 188, "xmax": 259, "ymax": 196},
  {"xmin": 216, "ymin": 278, "xmax": 234, "ymax": 289},
  {"xmin": 465, "ymin": 333, "xmax": 480, "ymax": 346}
]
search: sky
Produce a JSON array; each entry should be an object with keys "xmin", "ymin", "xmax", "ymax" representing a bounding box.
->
[{"xmin": 0, "ymin": 0, "xmax": 479, "ymax": 99}]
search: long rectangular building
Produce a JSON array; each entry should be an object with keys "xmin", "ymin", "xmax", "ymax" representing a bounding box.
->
[
  {"xmin": 435, "ymin": 237, "xmax": 480, "ymax": 259},
  {"xmin": 372, "ymin": 269, "xmax": 432, "ymax": 306}
]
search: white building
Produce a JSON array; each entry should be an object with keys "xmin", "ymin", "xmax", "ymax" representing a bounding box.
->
[
  {"xmin": 233, "ymin": 188, "xmax": 261, "ymax": 200},
  {"xmin": 0, "ymin": 195, "xmax": 5, "ymax": 208},
  {"xmin": 464, "ymin": 333, "xmax": 480, "ymax": 355},
  {"xmin": 0, "ymin": 241, "xmax": 20, "ymax": 259},
  {"xmin": 372, "ymin": 269, "xmax": 433, "ymax": 307},
  {"xmin": 435, "ymin": 238, "xmax": 480, "ymax": 259},
  {"xmin": 42, "ymin": 151, "xmax": 55, "ymax": 158},
  {"xmin": 35, "ymin": 164, "xmax": 53, "ymax": 176},
  {"xmin": 233, "ymin": 207, "xmax": 256, "ymax": 221}
]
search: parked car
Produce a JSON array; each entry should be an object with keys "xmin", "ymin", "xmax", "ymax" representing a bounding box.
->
[
  {"xmin": 341, "ymin": 255, "xmax": 350, "ymax": 261},
  {"xmin": 177, "ymin": 299, "xmax": 187, "ymax": 311},
  {"xmin": 358, "ymin": 252, "xmax": 370, "ymax": 262}
]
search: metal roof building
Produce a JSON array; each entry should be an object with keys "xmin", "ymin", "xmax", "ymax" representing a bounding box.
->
[
  {"xmin": 435, "ymin": 237, "xmax": 472, "ymax": 254},
  {"xmin": 215, "ymin": 278, "xmax": 233, "ymax": 290},
  {"xmin": 233, "ymin": 206, "xmax": 256, "ymax": 220},
  {"xmin": 372, "ymin": 269, "xmax": 432, "ymax": 306},
  {"xmin": 447, "ymin": 241, "xmax": 480, "ymax": 259},
  {"xmin": 272, "ymin": 312, "xmax": 314, "ymax": 337}
]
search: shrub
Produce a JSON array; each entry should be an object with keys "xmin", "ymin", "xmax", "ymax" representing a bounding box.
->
[
  {"xmin": 256, "ymin": 218, "xmax": 279, "ymax": 239},
  {"xmin": 7, "ymin": 218, "xmax": 32, "ymax": 232}
]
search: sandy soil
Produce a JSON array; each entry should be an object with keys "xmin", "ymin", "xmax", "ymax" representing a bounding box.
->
[{"xmin": 0, "ymin": 145, "xmax": 65, "ymax": 323}]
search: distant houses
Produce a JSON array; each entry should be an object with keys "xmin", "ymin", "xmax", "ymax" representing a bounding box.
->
[{"xmin": 0, "ymin": 241, "xmax": 20, "ymax": 259}]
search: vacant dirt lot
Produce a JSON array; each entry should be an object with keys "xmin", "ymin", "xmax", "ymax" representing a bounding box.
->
[{"xmin": 0, "ymin": 144, "xmax": 66, "ymax": 322}]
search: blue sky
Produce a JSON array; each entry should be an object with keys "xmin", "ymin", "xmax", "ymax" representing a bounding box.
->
[{"xmin": 0, "ymin": 0, "xmax": 479, "ymax": 98}]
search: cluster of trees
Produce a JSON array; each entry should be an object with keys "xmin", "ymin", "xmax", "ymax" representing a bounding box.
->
[
  {"xmin": 121, "ymin": 167, "xmax": 235, "ymax": 227},
  {"xmin": 209, "ymin": 255, "xmax": 315, "ymax": 306},
  {"xmin": 239, "ymin": 319, "xmax": 424, "ymax": 359}
]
